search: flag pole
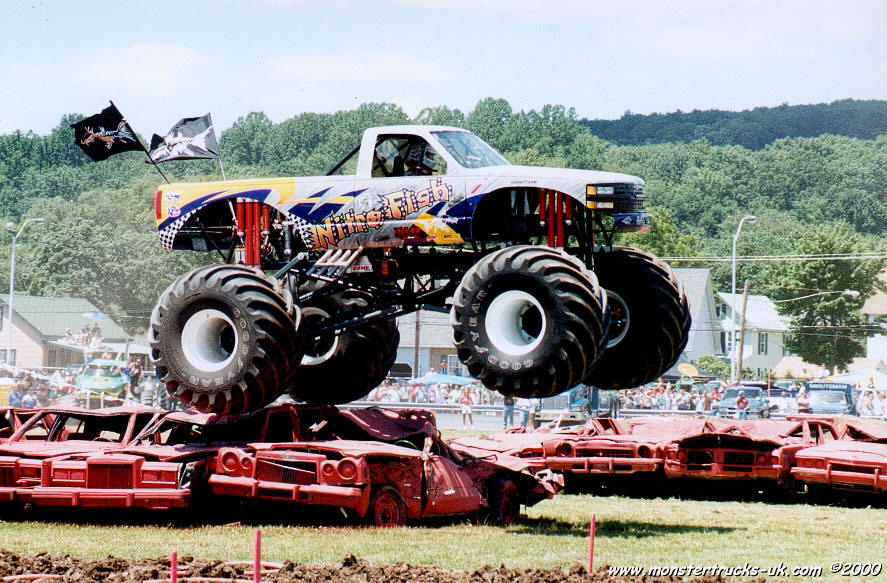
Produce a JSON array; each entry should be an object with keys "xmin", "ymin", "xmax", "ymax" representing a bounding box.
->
[
  {"xmin": 144, "ymin": 148, "xmax": 171, "ymax": 184},
  {"xmin": 108, "ymin": 101, "xmax": 171, "ymax": 184},
  {"xmin": 217, "ymin": 155, "xmax": 227, "ymax": 181}
]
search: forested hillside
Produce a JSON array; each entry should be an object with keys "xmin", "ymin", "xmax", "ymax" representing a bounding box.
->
[
  {"xmin": 581, "ymin": 99, "xmax": 887, "ymax": 150},
  {"xmin": 0, "ymin": 98, "xmax": 884, "ymax": 334}
]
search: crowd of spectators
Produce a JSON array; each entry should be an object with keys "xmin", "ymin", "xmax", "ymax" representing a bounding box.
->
[
  {"xmin": 615, "ymin": 378, "xmax": 726, "ymax": 415},
  {"xmin": 60, "ymin": 322, "xmax": 105, "ymax": 349},
  {"xmin": 366, "ymin": 374, "xmax": 504, "ymax": 406}
]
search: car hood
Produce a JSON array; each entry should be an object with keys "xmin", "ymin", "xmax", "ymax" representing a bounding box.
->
[{"xmin": 463, "ymin": 164, "xmax": 643, "ymax": 186}]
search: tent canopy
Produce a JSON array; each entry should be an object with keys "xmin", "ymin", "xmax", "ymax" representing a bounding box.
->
[{"xmin": 412, "ymin": 372, "xmax": 477, "ymax": 385}]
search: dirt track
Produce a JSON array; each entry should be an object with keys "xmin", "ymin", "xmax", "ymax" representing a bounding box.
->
[{"xmin": 0, "ymin": 550, "xmax": 752, "ymax": 582}]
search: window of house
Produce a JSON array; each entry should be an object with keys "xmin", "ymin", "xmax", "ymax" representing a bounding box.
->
[
  {"xmin": 758, "ymin": 333, "xmax": 768, "ymax": 355},
  {"xmin": 715, "ymin": 301, "xmax": 727, "ymax": 319},
  {"xmin": 446, "ymin": 354, "xmax": 469, "ymax": 377},
  {"xmin": 718, "ymin": 331, "xmax": 728, "ymax": 355},
  {"xmin": 0, "ymin": 349, "xmax": 16, "ymax": 365}
]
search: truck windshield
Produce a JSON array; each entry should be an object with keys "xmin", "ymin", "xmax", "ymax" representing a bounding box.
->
[
  {"xmin": 809, "ymin": 391, "xmax": 848, "ymax": 405},
  {"xmin": 432, "ymin": 131, "xmax": 509, "ymax": 169}
]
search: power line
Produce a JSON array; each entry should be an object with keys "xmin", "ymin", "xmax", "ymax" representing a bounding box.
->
[{"xmin": 662, "ymin": 253, "xmax": 887, "ymax": 263}]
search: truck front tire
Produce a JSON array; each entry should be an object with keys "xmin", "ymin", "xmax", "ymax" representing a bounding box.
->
[
  {"xmin": 149, "ymin": 265, "xmax": 298, "ymax": 415},
  {"xmin": 452, "ymin": 246, "xmax": 607, "ymax": 398}
]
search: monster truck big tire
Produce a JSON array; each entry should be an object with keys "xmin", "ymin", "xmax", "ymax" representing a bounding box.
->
[
  {"xmin": 149, "ymin": 264, "xmax": 298, "ymax": 415},
  {"xmin": 584, "ymin": 246, "xmax": 691, "ymax": 390},
  {"xmin": 451, "ymin": 246, "xmax": 607, "ymax": 398},
  {"xmin": 288, "ymin": 292, "xmax": 399, "ymax": 404}
]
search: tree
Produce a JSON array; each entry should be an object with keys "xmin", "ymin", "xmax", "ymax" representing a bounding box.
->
[
  {"xmin": 617, "ymin": 206, "xmax": 699, "ymax": 259},
  {"xmin": 764, "ymin": 221, "xmax": 886, "ymax": 373},
  {"xmin": 696, "ymin": 355, "xmax": 729, "ymax": 378}
]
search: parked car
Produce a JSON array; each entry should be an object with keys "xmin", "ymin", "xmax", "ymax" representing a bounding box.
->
[
  {"xmin": 719, "ymin": 384, "xmax": 772, "ymax": 419},
  {"xmin": 74, "ymin": 359, "xmax": 127, "ymax": 396},
  {"xmin": 804, "ymin": 382, "xmax": 856, "ymax": 416},
  {"xmin": 209, "ymin": 407, "xmax": 562, "ymax": 525}
]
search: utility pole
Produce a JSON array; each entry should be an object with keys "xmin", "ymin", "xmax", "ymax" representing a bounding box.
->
[
  {"xmin": 413, "ymin": 310, "xmax": 421, "ymax": 378},
  {"xmin": 736, "ymin": 280, "xmax": 750, "ymax": 382}
]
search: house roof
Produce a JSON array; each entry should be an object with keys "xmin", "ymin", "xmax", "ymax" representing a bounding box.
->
[
  {"xmin": 0, "ymin": 294, "xmax": 132, "ymax": 342},
  {"xmin": 716, "ymin": 292, "xmax": 790, "ymax": 332}
]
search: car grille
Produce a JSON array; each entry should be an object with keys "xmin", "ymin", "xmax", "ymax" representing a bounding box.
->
[
  {"xmin": 613, "ymin": 198, "xmax": 646, "ymax": 212},
  {"xmin": 581, "ymin": 449, "xmax": 634, "ymax": 458},
  {"xmin": 0, "ymin": 467, "xmax": 14, "ymax": 487},
  {"xmin": 724, "ymin": 452, "xmax": 754, "ymax": 466},
  {"xmin": 832, "ymin": 464, "xmax": 878, "ymax": 475},
  {"xmin": 87, "ymin": 465, "xmax": 133, "ymax": 489},
  {"xmin": 255, "ymin": 459, "xmax": 317, "ymax": 485}
]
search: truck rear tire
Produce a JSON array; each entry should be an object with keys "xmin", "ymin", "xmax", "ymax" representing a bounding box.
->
[
  {"xmin": 149, "ymin": 265, "xmax": 298, "ymax": 415},
  {"xmin": 288, "ymin": 291, "xmax": 399, "ymax": 404},
  {"xmin": 452, "ymin": 246, "xmax": 607, "ymax": 398},
  {"xmin": 584, "ymin": 247, "xmax": 690, "ymax": 389}
]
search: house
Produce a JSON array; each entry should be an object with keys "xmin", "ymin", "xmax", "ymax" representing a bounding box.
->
[
  {"xmin": 715, "ymin": 291, "xmax": 793, "ymax": 379},
  {"xmin": 395, "ymin": 310, "xmax": 464, "ymax": 378},
  {"xmin": 0, "ymin": 294, "xmax": 138, "ymax": 369},
  {"xmin": 673, "ymin": 268, "xmax": 721, "ymax": 364}
]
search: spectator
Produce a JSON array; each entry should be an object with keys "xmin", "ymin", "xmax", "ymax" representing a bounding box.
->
[
  {"xmin": 460, "ymin": 387, "xmax": 474, "ymax": 428},
  {"xmin": 797, "ymin": 389, "xmax": 810, "ymax": 413},
  {"xmin": 502, "ymin": 394, "xmax": 515, "ymax": 428},
  {"xmin": 128, "ymin": 358, "xmax": 142, "ymax": 395},
  {"xmin": 878, "ymin": 392, "xmax": 887, "ymax": 419},
  {"xmin": 8, "ymin": 383, "xmax": 23, "ymax": 408},
  {"xmin": 736, "ymin": 390, "xmax": 749, "ymax": 420},
  {"xmin": 21, "ymin": 390, "xmax": 38, "ymax": 409},
  {"xmin": 858, "ymin": 391, "xmax": 877, "ymax": 417},
  {"xmin": 516, "ymin": 397, "xmax": 533, "ymax": 428}
]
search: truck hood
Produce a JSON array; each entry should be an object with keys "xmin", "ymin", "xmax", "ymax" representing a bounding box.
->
[{"xmin": 462, "ymin": 164, "xmax": 643, "ymax": 186}]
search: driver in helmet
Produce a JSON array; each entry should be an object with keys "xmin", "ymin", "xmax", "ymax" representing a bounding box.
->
[{"xmin": 405, "ymin": 141, "xmax": 438, "ymax": 176}]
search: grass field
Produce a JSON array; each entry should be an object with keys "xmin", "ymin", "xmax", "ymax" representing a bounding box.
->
[{"xmin": 1, "ymin": 493, "xmax": 885, "ymax": 578}]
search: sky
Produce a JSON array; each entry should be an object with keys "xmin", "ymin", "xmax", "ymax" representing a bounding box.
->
[{"xmin": 1, "ymin": 0, "xmax": 885, "ymax": 137}]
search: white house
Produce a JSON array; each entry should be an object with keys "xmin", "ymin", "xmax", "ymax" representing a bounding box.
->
[{"xmin": 716, "ymin": 292, "xmax": 793, "ymax": 379}]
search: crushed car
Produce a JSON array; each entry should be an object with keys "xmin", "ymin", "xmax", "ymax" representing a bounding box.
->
[
  {"xmin": 18, "ymin": 404, "xmax": 325, "ymax": 511},
  {"xmin": 790, "ymin": 419, "xmax": 887, "ymax": 494},
  {"xmin": 0, "ymin": 405, "xmax": 161, "ymax": 505},
  {"xmin": 663, "ymin": 418, "xmax": 839, "ymax": 486},
  {"xmin": 209, "ymin": 407, "xmax": 561, "ymax": 525}
]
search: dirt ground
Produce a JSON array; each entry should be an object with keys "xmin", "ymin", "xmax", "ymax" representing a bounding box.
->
[{"xmin": 0, "ymin": 550, "xmax": 756, "ymax": 582}]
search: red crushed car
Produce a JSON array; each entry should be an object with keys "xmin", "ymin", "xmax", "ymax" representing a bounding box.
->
[
  {"xmin": 0, "ymin": 405, "xmax": 161, "ymax": 504},
  {"xmin": 20, "ymin": 404, "xmax": 322, "ymax": 511},
  {"xmin": 0, "ymin": 407, "xmax": 40, "ymax": 443},
  {"xmin": 210, "ymin": 407, "xmax": 561, "ymax": 526},
  {"xmin": 790, "ymin": 419, "xmax": 887, "ymax": 493},
  {"xmin": 663, "ymin": 418, "xmax": 839, "ymax": 485},
  {"xmin": 450, "ymin": 417, "xmax": 718, "ymax": 481}
]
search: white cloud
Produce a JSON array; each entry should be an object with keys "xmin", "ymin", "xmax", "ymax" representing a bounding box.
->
[{"xmin": 240, "ymin": 52, "xmax": 463, "ymax": 119}]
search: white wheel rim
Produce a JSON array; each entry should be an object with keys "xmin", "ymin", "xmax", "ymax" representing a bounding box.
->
[
  {"xmin": 181, "ymin": 308, "xmax": 238, "ymax": 373},
  {"xmin": 301, "ymin": 306, "xmax": 339, "ymax": 366},
  {"xmin": 606, "ymin": 290, "xmax": 630, "ymax": 348},
  {"xmin": 484, "ymin": 290, "xmax": 546, "ymax": 356}
]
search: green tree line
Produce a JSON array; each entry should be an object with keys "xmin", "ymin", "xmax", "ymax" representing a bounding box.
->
[{"xmin": 581, "ymin": 99, "xmax": 887, "ymax": 150}]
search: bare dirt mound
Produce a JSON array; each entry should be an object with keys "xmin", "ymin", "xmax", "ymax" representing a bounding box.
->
[{"xmin": 0, "ymin": 550, "xmax": 747, "ymax": 582}]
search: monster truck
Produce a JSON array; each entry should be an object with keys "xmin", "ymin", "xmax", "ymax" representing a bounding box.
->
[{"xmin": 149, "ymin": 125, "xmax": 690, "ymax": 414}]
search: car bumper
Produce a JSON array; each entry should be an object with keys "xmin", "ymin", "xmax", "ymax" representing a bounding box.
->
[
  {"xmin": 20, "ymin": 487, "xmax": 191, "ymax": 509},
  {"xmin": 664, "ymin": 462, "xmax": 781, "ymax": 481},
  {"xmin": 209, "ymin": 475, "xmax": 371, "ymax": 516},
  {"xmin": 791, "ymin": 466, "xmax": 887, "ymax": 491},
  {"xmin": 546, "ymin": 456, "xmax": 661, "ymax": 474}
]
